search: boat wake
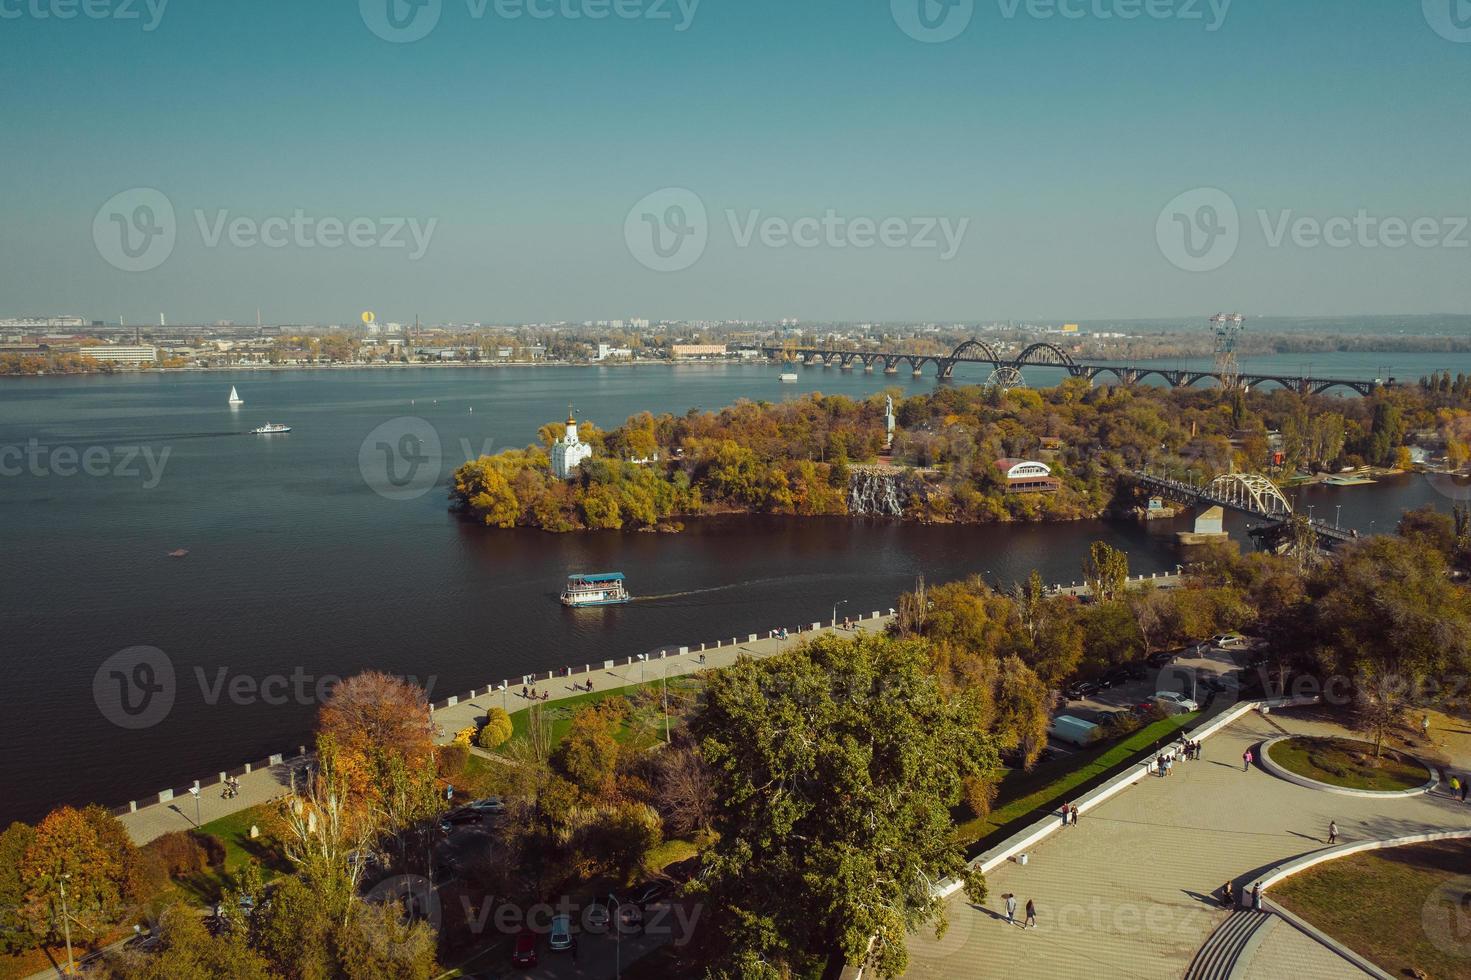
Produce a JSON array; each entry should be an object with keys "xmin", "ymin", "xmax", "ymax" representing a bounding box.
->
[{"xmin": 633, "ymin": 575, "xmax": 806, "ymax": 603}]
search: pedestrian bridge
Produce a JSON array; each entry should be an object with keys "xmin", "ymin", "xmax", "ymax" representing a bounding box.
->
[{"xmin": 1133, "ymin": 471, "xmax": 1358, "ymax": 547}]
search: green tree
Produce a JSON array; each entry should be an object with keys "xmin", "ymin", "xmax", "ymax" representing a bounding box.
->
[
  {"xmin": 0, "ymin": 822, "xmax": 37, "ymax": 952},
  {"xmin": 102, "ymin": 904, "xmax": 277, "ymax": 980},
  {"xmin": 693, "ymin": 633, "xmax": 999, "ymax": 979},
  {"xmin": 478, "ymin": 707, "xmax": 514, "ymax": 750},
  {"xmin": 1082, "ymin": 541, "xmax": 1129, "ymax": 603}
]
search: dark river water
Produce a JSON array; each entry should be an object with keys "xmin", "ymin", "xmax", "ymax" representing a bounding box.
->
[{"xmin": 0, "ymin": 362, "xmax": 1458, "ymax": 823}]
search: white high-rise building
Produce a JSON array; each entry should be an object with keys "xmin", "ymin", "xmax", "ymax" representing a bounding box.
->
[{"xmin": 551, "ymin": 410, "xmax": 592, "ymax": 480}]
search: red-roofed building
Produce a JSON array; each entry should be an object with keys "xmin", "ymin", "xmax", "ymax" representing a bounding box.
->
[{"xmin": 995, "ymin": 458, "xmax": 1060, "ymax": 493}]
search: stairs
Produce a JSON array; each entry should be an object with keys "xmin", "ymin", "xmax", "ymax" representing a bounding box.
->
[{"xmin": 1184, "ymin": 908, "xmax": 1272, "ymax": 980}]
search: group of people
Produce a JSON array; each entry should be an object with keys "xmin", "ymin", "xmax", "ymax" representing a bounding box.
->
[
  {"xmin": 771, "ymin": 627, "xmax": 791, "ymax": 641},
  {"xmin": 220, "ymin": 776, "xmax": 241, "ymax": 799},
  {"xmin": 1221, "ymin": 880, "xmax": 1263, "ymax": 910},
  {"xmin": 1058, "ymin": 802, "xmax": 1081, "ymax": 827},
  {"xmin": 1000, "ymin": 893, "xmax": 1038, "ymax": 929},
  {"xmin": 520, "ymin": 685, "xmax": 551, "ymax": 702},
  {"xmin": 1448, "ymin": 773, "xmax": 1471, "ymax": 803}
]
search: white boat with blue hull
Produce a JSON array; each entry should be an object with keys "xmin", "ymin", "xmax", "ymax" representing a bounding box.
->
[{"xmin": 561, "ymin": 573, "xmax": 631, "ymax": 607}]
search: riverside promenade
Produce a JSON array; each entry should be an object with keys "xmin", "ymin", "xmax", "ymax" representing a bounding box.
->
[
  {"xmin": 117, "ymin": 612, "xmax": 894, "ymax": 845},
  {"xmin": 903, "ymin": 708, "xmax": 1471, "ymax": 980}
]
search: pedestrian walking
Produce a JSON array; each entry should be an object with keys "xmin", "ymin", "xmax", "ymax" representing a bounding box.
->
[
  {"xmin": 1243, "ymin": 749, "xmax": 1253, "ymax": 772},
  {"xmin": 1450, "ymin": 774, "xmax": 1461, "ymax": 800},
  {"xmin": 1251, "ymin": 882, "xmax": 1262, "ymax": 911},
  {"xmin": 1060, "ymin": 803, "xmax": 1071, "ymax": 827},
  {"xmin": 522, "ymin": 685, "xmax": 529, "ymax": 699},
  {"xmin": 1024, "ymin": 899, "xmax": 1036, "ymax": 929},
  {"xmin": 1328, "ymin": 820, "xmax": 1338, "ymax": 845},
  {"xmin": 1221, "ymin": 882, "xmax": 1234, "ymax": 908},
  {"xmin": 1004, "ymin": 893, "xmax": 1017, "ymax": 926},
  {"xmin": 1070, "ymin": 805, "xmax": 1080, "ymax": 826}
]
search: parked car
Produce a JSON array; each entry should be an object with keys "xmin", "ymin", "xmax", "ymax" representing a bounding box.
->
[
  {"xmin": 1152, "ymin": 691, "xmax": 1200, "ymax": 715},
  {"xmin": 440, "ymin": 810, "xmax": 483, "ymax": 833},
  {"xmin": 1212, "ymin": 633, "xmax": 1245, "ymax": 649},
  {"xmin": 629, "ymin": 881, "xmax": 672, "ymax": 909},
  {"xmin": 468, "ymin": 797, "xmax": 507, "ymax": 816},
  {"xmin": 1064, "ymin": 678, "xmax": 1101, "ymax": 700},
  {"xmin": 511, "ymin": 927, "xmax": 538, "ymax": 967},
  {"xmin": 549, "ymin": 914, "xmax": 573, "ymax": 952},
  {"xmin": 585, "ymin": 902, "xmax": 610, "ymax": 931},
  {"xmin": 1101, "ymin": 666, "xmax": 1133, "ymax": 688},
  {"xmin": 1146, "ymin": 650, "xmax": 1178, "ymax": 668}
]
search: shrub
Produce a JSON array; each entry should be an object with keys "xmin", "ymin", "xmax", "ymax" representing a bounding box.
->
[
  {"xmin": 149, "ymin": 830, "xmax": 225, "ymax": 879},
  {"xmin": 478, "ymin": 708, "xmax": 513, "ymax": 750},
  {"xmin": 437, "ymin": 743, "xmax": 469, "ymax": 777},
  {"xmin": 452, "ymin": 726, "xmax": 477, "ymax": 748}
]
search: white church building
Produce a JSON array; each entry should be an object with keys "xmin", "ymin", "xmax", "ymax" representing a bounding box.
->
[{"xmin": 551, "ymin": 410, "xmax": 593, "ymax": 480}]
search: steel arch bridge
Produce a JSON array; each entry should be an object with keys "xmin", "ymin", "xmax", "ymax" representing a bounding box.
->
[{"xmin": 1206, "ymin": 473, "xmax": 1294, "ymax": 518}]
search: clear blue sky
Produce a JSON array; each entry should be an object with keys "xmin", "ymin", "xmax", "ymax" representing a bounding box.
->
[{"xmin": 1, "ymin": 0, "xmax": 1468, "ymax": 324}]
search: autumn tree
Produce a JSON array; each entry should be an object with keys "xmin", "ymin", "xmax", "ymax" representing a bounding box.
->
[
  {"xmin": 1083, "ymin": 541, "xmax": 1129, "ymax": 603},
  {"xmin": 20, "ymin": 806, "xmax": 130, "ymax": 944},
  {"xmin": 477, "ymin": 707, "xmax": 514, "ymax": 750},
  {"xmin": 317, "ymin": 671, "xmax": 436, "ymax": 804}
]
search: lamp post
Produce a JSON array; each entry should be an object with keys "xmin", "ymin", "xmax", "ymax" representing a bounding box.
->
[
  {"xmin": 637, "ymin": 653, "xmax": 648, "ymax": 686},
  {"xmin": 190, "ymin": 781, "xmax": 201, "ymax": 827},
  {"xmin": 499, "ymin": 682, "xmax": 508, "ymax": 715},
  {"xmin": 832, "ymin": 599, "xmax": 849, "ymax": 627},
  {"xmin": 59, "ymin": 873, "xmax": 74, "ymax": 976},
  {"xmin": 1335, "ymin": 505, "xmax": 1342, "ymax": 530},
  {"xmin": 609, "ymin": 894, "xmax": 624, "ymax": 979}
]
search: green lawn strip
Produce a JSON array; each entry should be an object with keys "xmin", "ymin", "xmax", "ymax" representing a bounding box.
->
[
  {"xmin": 505, "ymin": 678, "xmax": 701, "ymax": 747},
  {"xmin": 955, "ymin": 713, "xmax": 1197, "ymax": 848},
  {"xmin": 1272, "ymin": 839, "xmax": 1471, "ymax": 978},
  {"xmin": 1265, "ymin": 736, "xmax": 1429, "ymax": 792},
  {"xmin": 153, "ymin": 803, "xmax": 290, "ymax": 904}
]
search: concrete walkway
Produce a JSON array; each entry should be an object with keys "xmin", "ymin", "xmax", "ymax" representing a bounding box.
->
[
  {"xmin": 116, "ymin": 617, "xmax": 893, "ymax": 846},
  {"xmin": 428, "ymin": 617, "xmax": 893, "ymax": 747},
  {"xmin": 904, "ymin": 709, "xmax": 1471, "ymax": 980}
]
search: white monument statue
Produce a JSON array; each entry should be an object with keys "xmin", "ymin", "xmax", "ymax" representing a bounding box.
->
[{"xmin": 884, "ymin": 395, "xmax": 896, "ymax": 450}]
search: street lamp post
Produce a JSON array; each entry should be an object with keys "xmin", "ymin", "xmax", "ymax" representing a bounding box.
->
[
  {"xmin": 832, "ymin": 599, "xmax": 849, "ymax": 627},
  {"xmin": 59, "ymin": 873, "xmax": 74, "ymax": 976},
  {"xmin": 1335, "ymin": 505, "xmax": 1342, "ymax": 529},
  {"xmin": 190, "ymin": 781, "xmax": 201, "ymax": 827}
]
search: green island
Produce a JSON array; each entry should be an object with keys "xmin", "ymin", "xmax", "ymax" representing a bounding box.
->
[
  {"xmin": 451, "ymin": 379, "xmax": 1460, "ymax": 532},
  {"xmin": 1265, "ymin": 735, "xmax": 1431, "ymax": 792},
  {"xmin": 1272, "ymin": 838, "xmax": 1471, "ymax": 978}
]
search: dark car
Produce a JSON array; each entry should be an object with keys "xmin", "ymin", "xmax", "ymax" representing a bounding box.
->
[
  {"xmin": 1146, "ymin": 651, "xmax": 1177, "ymax": 668},
  {"xmin": 1101, "ymin": 666, "xmax": 1134, "ymax": 688},
  {"xmin": 440, "ymin": 810, "xmax": 483, "ymax": 833},
  {"xmin": 1064, "ymin": 679, "xmax": 1101, "ymax": 700},
  {"xmin": 511, "ymin": 927, "xmax": 538, "ymax": 967},
  {"xmin": 629, "ymin": 881, "xmax": 672, "ymax": 909}
]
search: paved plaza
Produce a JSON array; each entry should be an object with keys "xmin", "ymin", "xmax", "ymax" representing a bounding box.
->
[{"xmin": 905, "ymin": 709, "xmax": 1470, "ymax": 979}]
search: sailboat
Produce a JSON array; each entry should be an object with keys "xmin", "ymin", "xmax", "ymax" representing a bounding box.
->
[{"xmin": 228, "ymin": 386, "xmax": 244, "ymax": 407}]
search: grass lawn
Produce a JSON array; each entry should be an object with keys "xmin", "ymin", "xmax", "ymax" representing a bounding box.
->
[
  {"xmin": 1273, "ymin": 839, "xmax": 1471, "ymax": 978},
  {"xmin": 153, "ymin": 803, "xmax": 291, "ymax": 905},
  {"xmin": 954, "ymin": 713, "xmax": 1197, "ymax": 847},
  {"xmin": 1266, "ymin": 736, "xmax": 1429, "ymax": 792},
  {"xmin": 507, "ymin": 678, "xmax": 702, "ymax": 747}
]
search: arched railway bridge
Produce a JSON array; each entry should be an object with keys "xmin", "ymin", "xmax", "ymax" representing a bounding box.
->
[
  {"xmin": 759, "ymin": 339, "xmax": 1394, "ymax": 397},
  {"xmin": 1132, "ymin": 471, "xmax": 1359, "ymax": 549}
]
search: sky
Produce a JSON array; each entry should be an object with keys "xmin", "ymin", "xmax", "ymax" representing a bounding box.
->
[{"xmin": 1, "ymin": 0, "xmax": 1469, "ymax": 325}]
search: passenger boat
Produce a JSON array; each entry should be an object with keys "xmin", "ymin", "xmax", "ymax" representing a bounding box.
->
[
  {"xmin": 251, "ymin": 422, "xmax": 292, "ymax": 434},
  {"xmin": 560, "ymin": 573, "xmax": 631, "ymax": 607},
  {"xmin": 779, "ymin": 372, "xmax": 799, "ymax": 383}
]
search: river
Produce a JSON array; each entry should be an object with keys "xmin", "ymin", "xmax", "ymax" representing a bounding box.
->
[{"xmin": 0, "ymin": 360, "xmax": 1457, "ymax": 823}]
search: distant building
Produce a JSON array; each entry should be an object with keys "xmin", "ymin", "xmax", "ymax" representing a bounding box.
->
[
  {"xmin": 94, "ymin": 345, "xmax": 158, "ymax": 365},
  {"xmin": 551, "ymin": 411, "xmax": 593, "ymax": 480},
  {"xmin": 670, "ymin": 344, "xmax": 727, "ymax": 359},
  {"xmin": 597, "ymin": 344, "xmax": 633, "ymax": 361},
  {"xmin": 995, "ymin": 458, "xmax": 1060, "ymax": 493}
]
